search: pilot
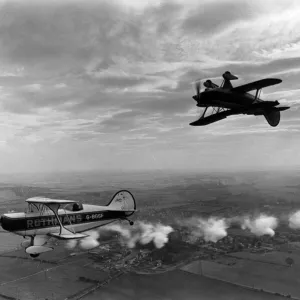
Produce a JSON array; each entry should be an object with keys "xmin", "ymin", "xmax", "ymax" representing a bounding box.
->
[
  {"xmin": 204, "ymin": 79, "xmax": 213, "ymax": 90},
  {"xmin": 72, "ymin": 202, "xmax": 83, "ymax": 212}
]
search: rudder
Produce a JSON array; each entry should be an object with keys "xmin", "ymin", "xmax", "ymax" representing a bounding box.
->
[
  {"xmin": 264, "ymin": 110, "xmax": 280, "ymax": 127},
  {"xmin": 106, "ymin": 190, "xmax": 136, "ymax": 216}
]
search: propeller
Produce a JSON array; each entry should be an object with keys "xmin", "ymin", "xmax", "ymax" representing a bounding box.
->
[{"xmin": 193, "ymin": 80, "xmax": 201, "ymax": 102}]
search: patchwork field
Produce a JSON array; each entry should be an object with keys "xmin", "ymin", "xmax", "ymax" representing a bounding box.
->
[
  {"xmin": 87, "ymin": 270, "xmax": 288, "ymax": 300},
  {"xmin": 0, "ymin": 170, "xmax": 299, "ymax": 299}
]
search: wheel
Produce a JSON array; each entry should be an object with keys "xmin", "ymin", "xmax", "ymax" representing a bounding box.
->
[{"xmin": 30, "ymin": 254, "xmax": 39, "ymax": 258}]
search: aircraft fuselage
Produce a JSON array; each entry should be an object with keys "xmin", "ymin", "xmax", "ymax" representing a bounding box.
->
[{"xmin": 195, "ymin": 88, "xmax": 262, "ymax": 110}]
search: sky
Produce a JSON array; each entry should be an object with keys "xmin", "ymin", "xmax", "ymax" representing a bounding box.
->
[{"xmin": 0, "ymin": 0, "xmax": 300, "ymax": 173}]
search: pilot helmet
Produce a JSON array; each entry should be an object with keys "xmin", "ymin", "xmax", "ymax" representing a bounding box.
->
[{"xmin": 73, "ymin": 202, "xmax": 83, "ymax": 211}]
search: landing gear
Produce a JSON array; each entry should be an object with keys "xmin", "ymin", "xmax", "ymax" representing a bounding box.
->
[
  {"xmin": 30, "ymin": 253, "xmax": 39, "ymax": 258},
  {"xmin": 123, "ymin": 218, "xmax": 134, "ymax": 226}
]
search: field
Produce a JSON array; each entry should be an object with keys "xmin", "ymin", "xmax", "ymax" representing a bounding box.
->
[
  {"xmin": 85, "ymin": 270, "xmax": 287, "ymax": 300},
  {"xmin": 0, "ymin": 170, "xmax": 300, "ymax": 299},
  {"xmin": 200, "ymin": 257, "xmax": 300, "ymax": 298}
]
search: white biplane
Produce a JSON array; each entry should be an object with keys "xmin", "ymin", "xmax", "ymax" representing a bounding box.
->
[{"xmin": 0, "ymin": 190, "xmax": 136, "ymax": 257}]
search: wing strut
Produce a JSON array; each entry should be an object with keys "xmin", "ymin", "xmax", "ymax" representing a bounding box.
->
[{"xmin": 45, "ymin": 203, "xmax": 87, "ymax": 239}]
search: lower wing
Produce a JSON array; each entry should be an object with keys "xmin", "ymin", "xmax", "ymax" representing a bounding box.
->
[
  {"xmin": 190, "ymin": 107, "xmax": 238, "ymax": 126},
  {"xmin": 50, "ymin": 232, "xmax": 88, "ymax": 240}
]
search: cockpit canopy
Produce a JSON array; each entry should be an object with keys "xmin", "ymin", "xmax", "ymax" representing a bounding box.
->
[
  {"xmin": 65, "ymin": 202, "xmax": 83, "ymax": 212},
  {"xmin": 72, "ymin": 203, "xmax": 83, "ymax": 212},
  {"xmin": 26, "ymin": 201, "xmax": 84, "ymax": 214},
  {"xmin": 204, "ymin": 80, "xmax": 219, "ymax": 90}
]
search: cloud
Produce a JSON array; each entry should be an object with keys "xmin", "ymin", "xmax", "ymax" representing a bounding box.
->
[
  {"xmin": 182, "ymin": 0, "xmax": 263, "ymax": 36},
  {"xmin": 99, "ymin": 110, "xmax": 148, "ymax": 132},
  {"xmin": 0, "ymin": 0, "xmax": 299, "ymax": 172}
]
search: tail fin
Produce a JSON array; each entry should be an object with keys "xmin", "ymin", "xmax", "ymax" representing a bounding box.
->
[
  {"xmin": 106, "ymin": 190, "xmax": 136, "ymax": 216},
  {"xmin": 264, "ymin": 110, "xmax": 280, "ymax": 127}
]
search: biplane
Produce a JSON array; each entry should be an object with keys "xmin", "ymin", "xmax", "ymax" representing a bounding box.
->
[
  {"xmin": 0, "ymin": 190, "xmax": 136, "ymax": 257},
  {"xmin": 190, "ymin": 71, "xmax": 290, "ymax": 127}
]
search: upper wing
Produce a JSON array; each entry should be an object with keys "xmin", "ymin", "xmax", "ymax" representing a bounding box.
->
[
  {"xmin": 88, "ymin": 205, "xmax": 137, "ymax": 212},
  {"xmin": 105, "ymin": 208, "xmax": 137, "ymax": 212},
  {"xmin": 232, "ymin": 78, "xmax": 282, "ymax": 93},
  {"xmin": 190, "ymin": 107, "xmax": 237, "ymax": 126},
  {"xmin": 26, "ymin": 197, "xmax": 77, "ymax": 205}
]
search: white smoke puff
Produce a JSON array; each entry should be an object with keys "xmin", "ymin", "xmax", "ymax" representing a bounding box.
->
[
  {"xmin": 104, "ymin": 223, "xmax": 136, "ymax": 247},
  {"xmin": 105, "ymin": 224, "xmax": 132, "ymax": 239},
  {"xmin": 138, "ymin": 223, "xmax": 154, "ymax": 245},
  {"xmin": 79, "ymin": 230, "xmax": 100, "ymax": 250},
  {"xmin": 103, "ymin": 223, "xmax": 138, "ymax": 248},
  {"xmin": 66, "ymin": 239, "xmax": 78, "ymax": 250},
  {"xmin": 138, "ymin": 222, "xmax": 174, "ymax": 249},
  {"xmin": 65, "ymin": 231, "xmax": 100, "ymax": 250},
  {"xmin": 199, "ymin": 217, "xmax": 229, "ymax": 242},
  {"xmin": 153, "ymin": 224, "xmax": 174, "ymax": 248},
  {"xmin": 79, "ymin": 237, "xmax": 100, "ymax": 250},
  {"xmin": 103, "ymin": 221, "xmax": 174, "ymax": 249},
  {"xmin": 242, "ymin": 214, "xmax": 278, "ymax": 236},
  {"xmin": 182, "ymin": 217, "xmax": 229, "ymax": 243},
  {"xmin": 102, "ymin": 223, "xmax": 138, "ymax": 248},
  {"xmin": 289, "ymin": 211, "xmax": 300, "ymax": 229}
]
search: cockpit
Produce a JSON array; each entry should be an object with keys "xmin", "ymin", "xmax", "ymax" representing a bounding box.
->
[
  {"xmin": 64, "ymin": 202, "xmax": 84, "ymax": 212},
  {"xmin": 26, "ymin": 202, "xmax": 84, "ymax": 214},
  {"xmin": 203, "ymin": 80, "xmax": 219, "ymax": 91}
]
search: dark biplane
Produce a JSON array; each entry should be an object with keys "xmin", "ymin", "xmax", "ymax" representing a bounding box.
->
[{"xmin": 190, "ymin": 71, "xmax": 290, "ymax": 127}]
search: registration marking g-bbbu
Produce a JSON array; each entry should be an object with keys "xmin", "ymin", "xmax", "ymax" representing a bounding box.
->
[{"xmin": 86, "ymin": 213, "xmax": 103, "ymax": 221}]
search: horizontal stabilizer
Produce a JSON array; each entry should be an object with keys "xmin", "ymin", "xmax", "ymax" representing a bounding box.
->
[
  {"xmin": 50, "ymin": 232, "xmax": 88, "ymax": 240},
  {"xmin": 275, "ymin": 106, "xmax": 290, "ymax": 112}
]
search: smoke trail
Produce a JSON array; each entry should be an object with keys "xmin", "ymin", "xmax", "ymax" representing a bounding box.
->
[
  {"xmin": 288, "ymin": 211, "xmax": 300, "ymax": 229},
  {"xmin": 63, "ymin": 211, "xmax": 295, "ymax": 252},
  {"xmin": 79, "ymin": 230, "xmax": 100, "ymax": 250},
  {"xmin": 180, "ymin": 216, "xmax": 229, "ymax": 243},
  {"xmin": 139, "ymin": 222, "xmax": 174, "ymax": 248},
  {"xmin": 65, "ymin": 230, "xmax": 100, "ymax": 250},
  {"xmin": 65, "ymin": 239, "xmax": 77, "ymax": 250},
  {"xmin": 103, "ymin": 221, "xmax": 174, "ymax": 249},
  {"xmin": 241, "ymin": 214, "xmax": 278, "ymax": 236}
]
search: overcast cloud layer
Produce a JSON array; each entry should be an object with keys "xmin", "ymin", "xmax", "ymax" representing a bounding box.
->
[{"xmin": 0, "ymin": 0, "xmax": 299, "ymax": 173}]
